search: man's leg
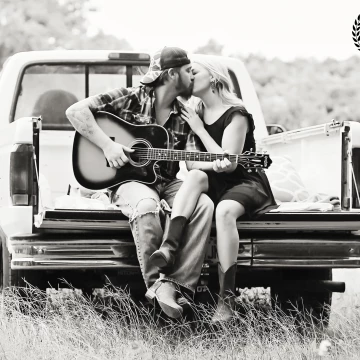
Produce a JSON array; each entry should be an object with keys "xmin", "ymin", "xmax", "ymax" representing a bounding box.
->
[
  {"xmin": 161, "ymin": 180, "xmax": 214, "ymax": 294},
  {"xmin": 112, "ymin": 181, "xmax": 162, "ymax": 289},
  {"xmin": 114, "ymin": 181, "xmax": 184, "ymax": 318}
]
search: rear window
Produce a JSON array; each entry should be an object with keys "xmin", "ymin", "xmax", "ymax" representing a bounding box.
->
[
  {"xmin": 88, "ymin": 65, "xmax": 126, "ymax": 96},
  {"xmin": 13, "ymin": 63, "xmax": 238, "ymax": 130},
  {"xmin": 13, "ymin": 63, "xmax": 148, "ymax": 130}
]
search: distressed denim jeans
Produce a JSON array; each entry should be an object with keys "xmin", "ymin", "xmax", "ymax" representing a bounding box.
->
[{"xmin": 112, "ymin": 180, "xmax": 214, "ymax": 293}]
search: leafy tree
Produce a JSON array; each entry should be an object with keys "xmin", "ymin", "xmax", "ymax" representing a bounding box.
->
[
  {"xmin": 0, "ymin": 0, "xmax": 131, "ymax": 67},
  {"xmin": 195, "ymin": 38, "xmax": 360, "ymax": 130},
  {"xmin": 242, "ymin": 54, "xmax": 360, "ymax": 130},
  {"xmin": 194, "ymin": 38, "xmax": 224, "ymax": 55}
]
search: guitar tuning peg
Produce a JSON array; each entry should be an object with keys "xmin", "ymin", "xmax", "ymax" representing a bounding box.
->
[{"xmin": 247, "ymin": 169, "xmax": 252, "ymax": 173}]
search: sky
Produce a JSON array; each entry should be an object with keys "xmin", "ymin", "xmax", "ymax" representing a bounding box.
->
[{"xmin": 87, "ymin": 0, "xmax": 360, "ymax": 61}]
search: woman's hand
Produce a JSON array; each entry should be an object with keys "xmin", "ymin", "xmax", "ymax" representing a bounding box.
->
[
  {"xmin": 213, "ymin": 150, "xmax": 234, "ymax": 173},
  {"xmin": 180, "ymin": 106, "xmax": 204, "ymax": 134}
]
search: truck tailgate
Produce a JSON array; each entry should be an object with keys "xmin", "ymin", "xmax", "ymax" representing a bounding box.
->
[
  {"xmin": 35, "ymin": 209, "xmax": 360, "ymax": 231},
  {"xmin": 36, "ymin": 209, "xmax": 130, "ymax": 231}
]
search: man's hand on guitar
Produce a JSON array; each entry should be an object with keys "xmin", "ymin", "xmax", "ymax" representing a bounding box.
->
[{"xmin": 103, "ymin": 141, "xmax": 134, "ymax": 169}]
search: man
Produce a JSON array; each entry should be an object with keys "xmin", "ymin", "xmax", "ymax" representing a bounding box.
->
[{"xmin": 66, "ymin": 47, "xmax": 214, "ymax": 319}]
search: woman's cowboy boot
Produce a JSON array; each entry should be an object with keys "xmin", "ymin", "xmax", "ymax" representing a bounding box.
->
[
  {"xmin": 145, "ymin": 279, "xmax": 183, "ymax": 319},
  {"xmin": 211, "ymin": 263, "xmax": 237, "ymax": 323},
  {"xmin": 149, "ymin": 216, "xmax": 187, "ymax": 270}
]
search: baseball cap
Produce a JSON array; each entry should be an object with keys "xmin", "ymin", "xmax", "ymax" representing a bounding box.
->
[{"xmin": 140, "ymin": 46, "xmax": 190, "ymax": 85}]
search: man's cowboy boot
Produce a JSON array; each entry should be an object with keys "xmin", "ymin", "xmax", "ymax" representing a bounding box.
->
[
  {"xmin": 211, "ymin": 263, "xmax": 237, "ymax": 323},
  {"xmin": 145, "ymin": 279, "xmax": 183, "ymax": 319},
  {"xmin": 177, "ymin": 294, "xmax": 191, "ymax": 312},
  {"xmin": 149, "ymin": 216, "xmax": 187, "ymax": 269}
]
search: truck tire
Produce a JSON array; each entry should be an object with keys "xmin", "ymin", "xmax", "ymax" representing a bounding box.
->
[{"xmin": 271, "ymin": 269, "xmax": 332, "ymax": 328}]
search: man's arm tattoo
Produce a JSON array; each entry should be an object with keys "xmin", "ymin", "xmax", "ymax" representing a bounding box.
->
[
  {"xmin": 78, "ymin": 108, "xmax": 95, "ymax": 137},
  {"xmin": 66, "ymin": 95, "xmax": 108, "ymax": 140},
  {"xmin": 66, "ymin": 107, "xmax": 95, "ymax": 139}
]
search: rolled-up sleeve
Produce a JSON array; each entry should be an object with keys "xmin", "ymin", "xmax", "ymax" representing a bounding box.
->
[{"xmin": 91, "ymin": 88, "xmax": 130, "ymax": 114}]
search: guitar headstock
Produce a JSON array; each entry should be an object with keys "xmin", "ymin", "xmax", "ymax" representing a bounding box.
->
[{"xmin": 238, "ymin": 151, "xmax": 272, "ymax": 170}]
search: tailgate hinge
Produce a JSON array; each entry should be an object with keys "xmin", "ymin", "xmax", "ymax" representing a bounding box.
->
[{"xmin": 325, "ymin": 119, "xmax": 342, "ymax": 136}]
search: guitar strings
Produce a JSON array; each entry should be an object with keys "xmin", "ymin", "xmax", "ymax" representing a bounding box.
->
[
  {"xmin": 130, "ymin": 147, "xmax": 264, "ymax": 159},
  {"xmin": 130, "ymin": 148, "xmax": 266, "ymax": 165},
  {"xmin": 129, "ymin": 148, "xmax": 266, "ymax": 169}
]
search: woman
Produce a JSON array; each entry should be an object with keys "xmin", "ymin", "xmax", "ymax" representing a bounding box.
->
[{"xmin": 149, "ymin": 58, "xmax": 277, "ymax": 322}]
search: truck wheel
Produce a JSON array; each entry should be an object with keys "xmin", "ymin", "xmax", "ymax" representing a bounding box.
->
[
  {"xmin": 271, "ymin": 269, "xmax": 332, "ymax": 328},
  {"xmin": 81, "ymin": 287, "xmax": 95, "ymax": 301}
]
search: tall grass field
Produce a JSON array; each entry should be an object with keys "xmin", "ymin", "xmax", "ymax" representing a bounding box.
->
[{"xmin": 0, "ymin": 269, "xmax": 358, "ymax": 360}]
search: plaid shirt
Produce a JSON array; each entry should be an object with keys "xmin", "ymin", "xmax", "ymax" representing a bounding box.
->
[{"xmin": 92, "ymin": 85, "xmax": 199, "ymax": 183}]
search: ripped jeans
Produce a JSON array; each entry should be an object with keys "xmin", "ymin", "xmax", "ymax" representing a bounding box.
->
[{"xmin": 112, "ymin": 179, "xmax": 214, "ymax": 294}]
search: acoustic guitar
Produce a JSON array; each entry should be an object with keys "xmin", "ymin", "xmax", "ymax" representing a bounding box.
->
[{"xmin": 72, "ymin": 111, "xmax": 272, "ymax": 190}]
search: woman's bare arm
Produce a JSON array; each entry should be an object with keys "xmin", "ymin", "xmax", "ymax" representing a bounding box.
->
[{"xmin": 186, "ymin": 113, "xmax": 248, "ymax": 173}]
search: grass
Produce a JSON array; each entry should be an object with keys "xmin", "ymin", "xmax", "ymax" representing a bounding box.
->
[{"xmin": 0, "ymin": 285, "xmax": 358, "ymax": 360}]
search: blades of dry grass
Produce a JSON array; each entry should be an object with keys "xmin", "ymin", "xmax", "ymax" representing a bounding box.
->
[{"xmin": 0, "ymin": 285, "xmax": 359, "ymax": 359}]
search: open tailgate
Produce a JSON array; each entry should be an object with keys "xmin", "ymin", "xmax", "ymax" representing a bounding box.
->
[{"xmin": 35, "ymin": 209, "xmax": 360, "ymax": 232}]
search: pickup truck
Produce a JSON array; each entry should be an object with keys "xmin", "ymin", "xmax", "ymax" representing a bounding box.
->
[{"xmin": 1, "ymin": 50, "xmax": 359, "ymax": 323}]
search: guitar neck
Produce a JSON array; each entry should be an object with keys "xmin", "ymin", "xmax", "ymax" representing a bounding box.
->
[{"xmin": 136, "ymin": 148, "xmax": 247, "ymax": 164}]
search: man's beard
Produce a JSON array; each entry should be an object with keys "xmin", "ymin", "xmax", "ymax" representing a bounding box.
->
[{"xmin": 176, "ymin": 76, "xmax": 193, "ymax": 100}]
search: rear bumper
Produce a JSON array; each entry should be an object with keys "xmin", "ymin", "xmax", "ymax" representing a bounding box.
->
[
  {"xmin": 252, "ymin": 237, "xmax": 360, "ymax": 267},
  {"xmin": 10, "ymin": 233, "xmax": 138, "ymax": 270},
  {"xmin": 9, "ymin": 231, "xmax": 360, "ymax": 270}
]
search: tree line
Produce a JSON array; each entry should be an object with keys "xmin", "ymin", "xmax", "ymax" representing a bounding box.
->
[
  {"xmin": 1, "ymin": 1, "xmax": 359, "ymax": 131},
  {"xmin": 194, "ymin": 39, "xmax": 360, "ymax": 130},
  {"xmin": 0, "ymin": 0, "xmax": 131, "ymax": 65}
]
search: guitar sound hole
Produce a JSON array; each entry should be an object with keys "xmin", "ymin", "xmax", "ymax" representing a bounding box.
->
[{"xmin": 128, "ymin": 142, "xmax": 149, "ymax": 166}]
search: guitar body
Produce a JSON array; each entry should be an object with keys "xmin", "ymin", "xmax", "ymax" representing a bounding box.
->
[
  {"xmin": 73, "ymin": 111, "xmax": 272, "ymax": 190},
  {"xmin": 72, "ymin": 111, "xmax": 169, "ymax": 190}
]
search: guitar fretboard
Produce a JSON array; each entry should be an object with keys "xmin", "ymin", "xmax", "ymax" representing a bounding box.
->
[{"xmin": 135, "ymin": 148, "xmax": 248, "ymax": 164}]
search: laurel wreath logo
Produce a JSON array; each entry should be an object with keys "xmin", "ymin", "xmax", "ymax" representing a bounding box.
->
[{"xmin": 352, "ymin": 14, "xmax": 360, "ymax": 51}]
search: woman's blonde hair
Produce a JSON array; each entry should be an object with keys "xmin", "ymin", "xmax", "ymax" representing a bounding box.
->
[{"xmin": 194, "ymin": 58, "xmax": 245, "ymax": 108}]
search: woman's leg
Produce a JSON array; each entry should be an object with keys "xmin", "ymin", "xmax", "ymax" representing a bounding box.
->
[
  {"xmin": 215, "ymin": 200, "xmax": 245, "ymax": 271},
  {"xmin": 171, "ymin": 169, "xmax": 209, "ymax": 219},
  {"xmin": 149, "ymin": 170, "xmax": 209, "ymax": 269},
  {"xmin": 212, "ymin": 199, "xmax": 246, "ymax": 323}
]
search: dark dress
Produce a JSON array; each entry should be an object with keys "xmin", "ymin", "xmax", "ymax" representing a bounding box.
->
[{"xmin": 198, "ymin": 105, "xmax": 277, "ymax": 218}]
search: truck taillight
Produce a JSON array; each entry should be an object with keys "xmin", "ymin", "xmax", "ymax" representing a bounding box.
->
[{"xmin": 10, "ymin": 144, "xmax": 34, "ymax": 206}]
